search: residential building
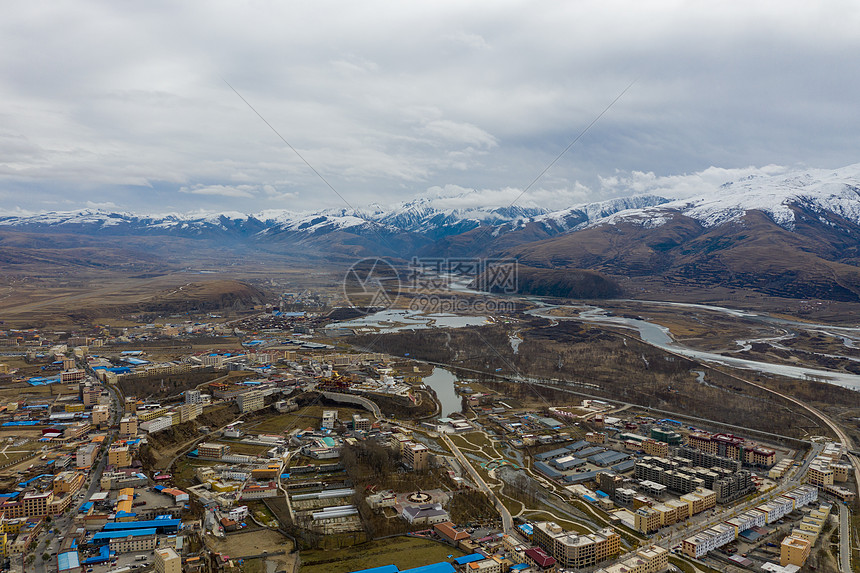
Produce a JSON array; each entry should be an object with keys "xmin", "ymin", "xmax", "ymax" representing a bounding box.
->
[
  {"xmin": 198, "ymin": 442, "xmax": 230, "ymax": 458},
  {"xmin": 322, "ymin": 410, "xmax": 338, "ymax": 429},
  {"xmin": 108, "ymin": 444, "xmax": 131, "ymax": 468},
  {"xmin": 403, "ymin": 442, "xmax": 429, "ymax": 471},
  {"xmin": 185, "ymin": 389, "xmax": 202, "ymax": 404},
  {"xmin": 533, "ymin": 521, "xmax": 620, "ymax": 569},
  {"xmin": 781, "ymin": 535, "xmax": 811, "ymax": 567},
  {"xmin": 91, "ymin": 404, "xmax": 110, "ymax": 426},
  {"xmin": 682, "ymin": 523, "xmax": 735, "ymax": 558},
  {"xmin": 53, "ymin": 472, "xmax": 85, "ymax": 495},
  {"xmin": 634, "ymin": 507, "xmax": 660, "ymax": 533},
  {"xmin": 236, "ymin": 389, "xmax": 265, "ymax": 413},
  {"xmin": 119, "ymin": 416, "xmax": 138, "ymax": 437},
  {"xmin": 595, "ymin": 545, "xmax": 668, "ymax": 573},
  {"xmin": 179, "ymin": 402, "xmax": 202, "ymax": 422},
  {"xmin": 76, "ymin": 443, "xmax": 99, "ymax": 468},
  {"xmin": 352, "ymin": 413, "xmax": 371, "ymax": 432},
  {"xmin": 0, "ymin": 493, "xmax": 53, "ymax": 519},
  {"xmin": 139, "ymin": 415, "xmax": 173, "ymax": 434},
  {"xmin": 154, "ymin": 547, "xmax": 181, "ymax": 573},
  {"xmin": 642, "ymin": 439, "xmax": 669, "ymax": 457}
]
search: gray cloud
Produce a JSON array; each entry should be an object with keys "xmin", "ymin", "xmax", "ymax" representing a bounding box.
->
[{"xmin": 1, "ymin": 1, "xmax": 859, "ymax": 214}]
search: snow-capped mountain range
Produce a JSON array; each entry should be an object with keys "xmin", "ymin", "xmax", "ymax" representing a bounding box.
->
[
  {"xmin": 2, "ymin": 163, "xmax": 860, "ymax": 257},
  {"xmin": 3, "ymin": 164, "xmax": 860, "ymax": 301}
]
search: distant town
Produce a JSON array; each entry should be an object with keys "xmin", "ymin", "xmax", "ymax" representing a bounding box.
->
[{"xmin": 0, "ymin": 294, "xmax": 855, "ymax": 573}]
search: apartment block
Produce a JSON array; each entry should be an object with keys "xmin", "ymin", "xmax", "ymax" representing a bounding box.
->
[
  {"xmin": 595, "ymin": 545, "xmax": 668, "ymax": 573},
  {"xmin": 154, "ymin": 547, "xmax": 182, "ymax": 573},
  {"xmin": 634, "ymin": 507, "xmax": 660, "ymax": 533},
  {"xmin": 198, "ymin": 442, "xmax": 230, "ymax": 458},
  {"xmin": 641, "ymin": 439, "xmax": 669, "ymax": 458},
  {"xmin": 781, "ymin": 535, "xmax": 811, "ymax": 567},
  {"xmin": 682, "ymin": 523, "xmax": 735, "ymax": 558},
  {"xmin": 533, "ymin": 521, "xmax": 620, "ymax": 569},
  {"xmin": 185, "ymin": 389, "xmax": 202, "ymax": 404},
  {"xmin": 403, "ymin": 441, "xmax": 429, "ymax": 471},
  {"xmin": 108, "ymin": 444, "xmax": 131, "ymax": 468},
  {"xmin": 321, "ymin": 410, "xmax": 338, "ymax": 429},
  {"xmin": 236, "ymin": 389, "xmax": 265, "ymax": 413},
  {"xmin": 76, "ymin": 443, "xmax": 99, "ymax": 468},
  {"xmin": 92, "ymin": 404, "xmax": 110, "ymax": 426},
  {"xmin": 807, "ymin": 456, "xmax": 836, "ymax": 486},
  {"xmin": 140, "ymin": 415, "xmax": 173, "ymax": 434}
]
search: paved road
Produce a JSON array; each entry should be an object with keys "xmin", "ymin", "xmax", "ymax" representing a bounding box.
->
[
  {"xmin": 441, "ymin": 433, "xmax": 513, "ymax": 534},
  {"xmin": 839, "ymin": 503, "xmax": 852, "ymax": 573}
]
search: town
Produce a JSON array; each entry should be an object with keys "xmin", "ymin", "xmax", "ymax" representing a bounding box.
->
[{"xmin": 0, "ymin": 299, "xmax": 856, "ymax": 573}]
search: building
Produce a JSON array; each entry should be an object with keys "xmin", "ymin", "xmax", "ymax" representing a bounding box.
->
[
  {"xmin": 76, "ymin": 443, "xmax": 99, "ymax": 468},
  {"xmin": 119, "ymin": 416, "xmax": 138, "ymax": 437},
  {"xmin": 140, "ymin": 415, "xmax": 173, "ymax": 434},
  {"xmin": 198, "ymin": 442, "xmax": 230, "ymax": 458},
  {"xmin": 595, "ymin": 545, "xmax": 668, "ymax": 573},
  {"xmin": 53, "ymin": 472, "xmax": 85, "ymax": 495},
  {"xmin": 108, "ymin": 444, "xmax": 131, "ymax": 468},
  {"xmin": 781, "ymin": 535, "xmax": 811, "ymax": 567},
  {"xmin": 91, "ymin": 404, "xmax": 110, "ymax": 426},
  {"xmin": 81, "ymin": 385, "xmax": 101, "ymax": 407},
  {"xmin": 641, "ymin": 439, "xmax": 669, "ymax": 457},
  {"xmin": 0, "ymin": 492, "xmax": 53, "ymax": 519},
  {"xmin": 185, "ymin": 389, "xmax": 202, "ymax": 404},
  {"xmin": 533, "ymin": 521, "xmax": 620, "ymax": 569},
  {"xmin": 675, "ymin": 446, "xmax": 741, "ymax": 472},
  {"xmin": 685, "ymin": 432, "xmax": 774, "ymax": 467},
  {"xmin": 682, "ymin": 523, "xmax": 735, "ymax": 558},
  {"xmin": 92, "ymin": 530, "xmax": 158, "ymax": 553},
  {"xmin": 714, "ymin": 470, "xmax": 754, "ymax": 503},
  {"xmin": 65, "ymin": 421, "xmax": 91, "ymax": 439},
  {"xmin": 650, "ymin": 427, "xmax": 681, "ymax": 445},
  {"xmin": 401, "ymin": 503, "xmax": 449, "ymax": 525},
  {"xmin": 321, "ymin": 410, "xmax": 338, "ymax": 429},
  {"xmin": 634, "ymin": 507, "xmax": 661, "ymax": 533},
  {"xmin": 352, "ymin": 413, "xmax": 371, "ymax": 432},
  {"xmin": 807, "ymin": 456, "xmax": 836, "ymax": 486},
  {"xmin": 403, "ymin": 442, "xmax": 429, "ymax": 471},
  {"xmin": 239, "ymin": 482, "xmax": 278, "ymax": 500},
  {"xmin": 236, "ymin": 389, "xmax": 265, "ymax": 413},
  {"xmin": 60, "ymin": 369, "xmax": 85, "ymax": 383},
  {"xmin": 154, "ymin": 547, "xmax": 181, "ymax": 573}
]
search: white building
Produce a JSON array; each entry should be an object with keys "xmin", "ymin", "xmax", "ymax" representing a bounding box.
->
[
  {"xmin": 229, "ymin": 506, "xmax": 249, "ymax": 521},
  {"xmin": 185, "ymin": 389, "xmax": 202, "ymax": 404},
  {"xmin": 140, "ymin": 415, "xmax": 173, "ymax": 434},
  {"xmin": 682, "ymin": 523, "xmax": 735, "ymax": 558}
]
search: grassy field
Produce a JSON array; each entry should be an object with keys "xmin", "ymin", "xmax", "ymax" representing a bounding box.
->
[
  {"xmin": 249, "ymin": 405, "xmax": 367, "ymax": 434},
  {"xmin": 299, "ymin": 536, "xmax": 465, "ymax": 573},
  {"xmin": 215, "ymin": 441, "xmax": 273, "ymax": 455}
]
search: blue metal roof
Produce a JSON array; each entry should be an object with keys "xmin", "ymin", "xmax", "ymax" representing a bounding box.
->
[
  {"xmin": 92, "ymin": 528, "xmax": 157, "ymax": 541},
  {"xmin": 58, "ymin": 551, "xmax": 80, "ymax": 572},
  {"xmin": 401, "ymin": 564, "xmax": 455, "ymax": 573},
  {"xmin": 349, "ymin": 566, "xmax": 399, "ymax": 573},
  {"xmin": 103, "ymin": 518, "xmax": 180, "ymax": 531},
  {"xmin": 453, "ymin": 554, "xmax": 485, "ymax": 565}
]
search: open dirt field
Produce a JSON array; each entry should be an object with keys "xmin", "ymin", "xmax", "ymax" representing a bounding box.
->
[{"xmin": 205, "ymin": 528, "xmax": 296, "ymax": 572}]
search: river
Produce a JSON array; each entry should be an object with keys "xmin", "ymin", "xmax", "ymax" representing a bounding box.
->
[
  {"xmin": 421, "ymin": 366, "xmax": 462, "ymax": 417},
  {"xmin": 527, "ymin": 304, "xmax": 860, "ymax": 390}
]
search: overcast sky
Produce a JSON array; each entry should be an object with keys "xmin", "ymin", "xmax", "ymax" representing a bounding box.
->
[{"xmin": 2, "ymin": 1, "xmax": 859, "ymax": 215}]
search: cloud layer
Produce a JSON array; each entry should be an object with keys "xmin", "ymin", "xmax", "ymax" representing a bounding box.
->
[{"xmin": 2, "ymin": 1, "xmax": 859, "ymax": 214}]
